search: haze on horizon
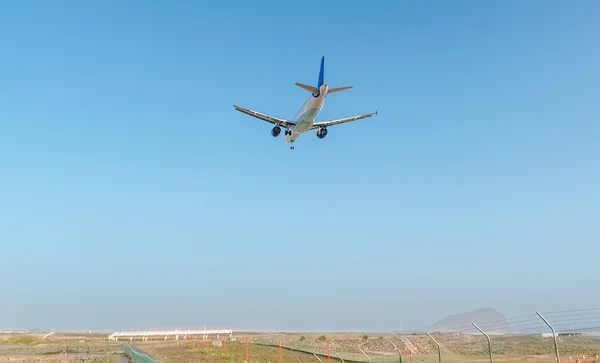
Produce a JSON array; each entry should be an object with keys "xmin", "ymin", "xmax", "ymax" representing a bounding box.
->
[{"xmin": 1, "ymin": 1, "xmax": 599, "ymax": 333}]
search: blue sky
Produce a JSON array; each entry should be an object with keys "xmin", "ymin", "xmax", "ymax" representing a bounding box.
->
[{"xmin": 1, "ymin": 0, "xmax": 599, "ymax": 332}]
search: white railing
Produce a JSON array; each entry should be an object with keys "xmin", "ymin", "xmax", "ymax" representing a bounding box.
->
[{"xmin": 108, "ymin": 329, "xmax": 233, "ymax": 341}]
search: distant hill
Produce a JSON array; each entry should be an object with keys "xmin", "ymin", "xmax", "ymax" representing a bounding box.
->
[{"xmin": 423, "ymin": 308, "xmax": 510, "ymax": 333}]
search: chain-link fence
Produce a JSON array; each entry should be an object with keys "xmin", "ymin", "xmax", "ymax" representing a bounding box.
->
[
  {"xmin": 423, "ymin": 309, "xmax": 600, "ymax": 363},
  {"xmin": 122, "ymin": 345, "xmax": 164, "ymax": 363},
  {"xmin": 248, "ymin": 309, "xmax": 600, "ymax": 363}
]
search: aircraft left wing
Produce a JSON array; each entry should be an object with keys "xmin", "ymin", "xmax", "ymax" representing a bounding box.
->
[
  {"xmin": 234, "ymin": 105, "xmax": 296, "ymax": 129},
  {"xmin": 311, "ymin": 111, "xmax": 378, "ymax": 129}
]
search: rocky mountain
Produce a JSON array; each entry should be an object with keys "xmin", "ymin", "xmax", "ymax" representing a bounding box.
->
[{"xmin": 423, "ymin": 308, "xmax": 510, "ymax": 333}]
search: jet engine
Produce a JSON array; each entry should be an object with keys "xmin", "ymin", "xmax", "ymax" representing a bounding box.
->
[
  {"xmin": 316, "ymin": 127, "xmax": 328, "ymax": 139},
  {"xmin": 271, "ymin": 125, "xmax": 281, "ymax": 137}
]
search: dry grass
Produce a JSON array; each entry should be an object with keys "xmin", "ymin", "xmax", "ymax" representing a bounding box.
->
[
  {"xmin": 0, "ymin": 356, "xmax": 116, "ymax": 363},
  {"xmin": 0, "ymin": 334, "xmax": 117, "ymax": 348},
  {"xmin": 142, "ymin": 341, "xmax": 319, "ymax": 363}
]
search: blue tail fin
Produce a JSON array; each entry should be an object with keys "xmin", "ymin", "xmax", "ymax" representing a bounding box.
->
[{"xmin": 317, "ymin": 56, "xmax": 325, "ymax": 87}]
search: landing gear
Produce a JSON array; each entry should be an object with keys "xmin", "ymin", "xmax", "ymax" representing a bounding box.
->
[{"xmin": 286, "ymin": 129, "xmax": 295, "ymax": 149}]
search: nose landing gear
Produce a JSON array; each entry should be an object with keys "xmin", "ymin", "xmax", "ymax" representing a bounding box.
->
[{"xmin": 285, "ymin": 129, "xmax": 295, "ymax": 149}]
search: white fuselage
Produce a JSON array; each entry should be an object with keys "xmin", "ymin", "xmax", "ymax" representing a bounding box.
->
[{"xmin": 285, "ymin": 83, "xmax": 328, "ymax": 144}]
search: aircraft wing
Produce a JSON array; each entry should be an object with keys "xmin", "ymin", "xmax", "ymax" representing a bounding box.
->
[
  {"xmin": 311, "ymin": 111, "xmax": 377, "ymax": 129},
  {"xmin": 234, "ymin": 104, "xmax": 296, "ymax": 129}
]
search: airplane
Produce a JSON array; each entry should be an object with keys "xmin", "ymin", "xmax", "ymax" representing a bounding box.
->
[{"xmin": 233, "ymin": 56, "xmax": 377, "ymax": 150}]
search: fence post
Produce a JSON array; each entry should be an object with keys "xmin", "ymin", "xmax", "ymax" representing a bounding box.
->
[
  {"xmin": 537, "ymin": 312, "xmax": 560, "ymax": 363},
  {"xmin": 359, "ymin": 348, "xmax": 371, "ymax": 363},
  {"xmin": 472, "ymin": 323, "xmax": 492, "ymax": 363},
  {"xmin": 244, "ymin": 339, "xmax": 252, "ymax": 363},
  {"xmin": 390, "ymin": 341, "xmax": 402, "ymax": 363},
  {"xmin": 426, "ymin": 333, "xmax": 442, "ymax": 363},
  {"xmin": 335, "ymin": 352, "xmax": 345, "ymax": 363},
  {"xmin": 277, "ymin": 341, "xmax": 284, "ymax": 363}
]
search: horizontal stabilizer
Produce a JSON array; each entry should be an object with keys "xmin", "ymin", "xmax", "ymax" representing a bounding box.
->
[
  {"xmin": 295, "ymin": 82, "xmax": 318, "ymax": 94},
  {"xmin": 327, "ymin": 86, "xmax": 353, "ymax": 94}
]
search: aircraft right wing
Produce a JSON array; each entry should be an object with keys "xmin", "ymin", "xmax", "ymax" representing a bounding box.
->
[
  {"xmin": 311, "ymin": 111, "xmax": 378, "ymax": 129},
  {"xmin": 234, "ymin": 104, "xmax": 296, "ymax": 129}
]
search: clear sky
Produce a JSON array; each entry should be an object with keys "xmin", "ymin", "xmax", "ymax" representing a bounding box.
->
[{"xmin": 1, "ymin": 0, "xmax": 599, "ymax": 333}]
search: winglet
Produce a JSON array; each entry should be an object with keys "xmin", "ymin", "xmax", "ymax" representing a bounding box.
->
[{"xmin": 317, "ymin": 56, "xmax": 325, "ymax": 88}]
